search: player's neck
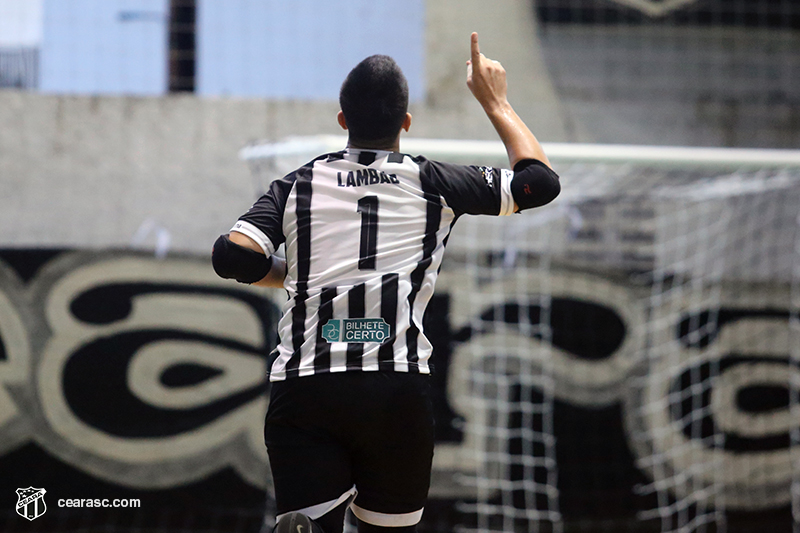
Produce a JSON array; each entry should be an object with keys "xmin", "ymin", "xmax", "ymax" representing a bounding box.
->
[{"xmin": 347, "ymin": 136, "xmax": 400, "ymax": 153}]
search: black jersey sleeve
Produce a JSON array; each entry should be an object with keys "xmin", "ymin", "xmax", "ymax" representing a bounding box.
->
[
  {"xmin": 416, "ymin": 157, "xmax": 510, "ymax": 216},
  {"xmin": 231, "ymin": 173, "xmax": 296, "ymax": 254},
  {"xmin": 417, "ymin": 156, "xmax": 560, "ymax": 217}
]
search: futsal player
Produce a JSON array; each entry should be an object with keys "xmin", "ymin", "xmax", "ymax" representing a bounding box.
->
[{"xmin": 212, "ymin": 33, "xmax": 560, "ymax": 533}]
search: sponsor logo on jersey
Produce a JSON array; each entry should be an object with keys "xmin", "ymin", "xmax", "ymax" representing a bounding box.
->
[{"xmin": 322, "ymin": 318, "xmax": 390, "ymax": 343}]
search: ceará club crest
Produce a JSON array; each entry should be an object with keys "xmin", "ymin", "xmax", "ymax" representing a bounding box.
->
[{"xmin": 16, "ymin": 487, "xmax": 47, "ymax": 521}]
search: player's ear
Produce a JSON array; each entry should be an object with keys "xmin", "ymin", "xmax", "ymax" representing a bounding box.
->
[
  {"xmin": 402, "ymin": 112, "xmax": 412, "ymax": 132},
  {"xmin": 337, "ymin": 111, "xmax": 348, "ymax": 131}
]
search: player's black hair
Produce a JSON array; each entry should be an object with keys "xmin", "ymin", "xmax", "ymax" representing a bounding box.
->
[{"xmin": 339, "ymin": 55, "xmax": 409, "ymax": 148}]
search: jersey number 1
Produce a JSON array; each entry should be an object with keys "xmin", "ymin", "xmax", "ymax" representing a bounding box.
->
[{"xmin": 357, "ymin": 196, "xmax": 378, "ymax": 270}]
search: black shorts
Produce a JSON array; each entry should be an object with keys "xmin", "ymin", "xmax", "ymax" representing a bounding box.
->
[{"xmin": 265, "ymin": 371, "xmax": 435, "ymax": 528}]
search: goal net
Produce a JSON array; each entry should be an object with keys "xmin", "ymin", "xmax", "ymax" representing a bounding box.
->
[{"xmin": 241, "ymin": 136, "xmax": 800, "ymax": 533}]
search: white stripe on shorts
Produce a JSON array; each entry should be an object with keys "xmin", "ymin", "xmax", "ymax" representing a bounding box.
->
[
  {"xmin": 276, "ymin": 486, "xmax": 357, "ymax": 521},
  {"xmin": 351, "ymin": 504, "xmax": 424, "ymax": 527}
]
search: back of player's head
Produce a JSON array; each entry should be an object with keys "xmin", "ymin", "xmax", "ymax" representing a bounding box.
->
[{"xmin": 339, "ymin": 55, "xmax": 409, "ymax": 146}]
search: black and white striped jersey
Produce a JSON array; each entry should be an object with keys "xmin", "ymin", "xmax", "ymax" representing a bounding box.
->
[{"xmin": 232, "ymin": 148, "xmax": 552, "ymax": 381}]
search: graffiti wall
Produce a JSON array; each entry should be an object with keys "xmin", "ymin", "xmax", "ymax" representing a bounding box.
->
[{"xmin": 0, "ymin": 250, "xmax": 794, "ymax": 532}]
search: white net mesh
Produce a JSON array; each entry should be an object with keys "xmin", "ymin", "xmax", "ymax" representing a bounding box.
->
[{"xmin": 439, "ymin": 255, "xmax": 561, "ymax": 533}]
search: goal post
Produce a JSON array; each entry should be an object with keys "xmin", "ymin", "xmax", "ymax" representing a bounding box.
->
[
  {"xmin": 242, "ymin": 136, "xmax": 800, "ymax": 533},
  {"xmin": 240, "ymin": 135, "xmax": 800, "ymax": 170}
]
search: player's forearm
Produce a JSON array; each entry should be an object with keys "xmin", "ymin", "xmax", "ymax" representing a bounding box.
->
[
  {"xmin": 251, "ymin": 256, "xmax": 287, "ymax": 288},
  {"xmin": 484, "ymin": 100, "xmax": 552, "ymax": 170}
]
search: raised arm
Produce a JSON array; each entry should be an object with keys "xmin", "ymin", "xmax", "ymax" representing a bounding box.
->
[
  {"xmin": 466, "ymin": 32, "xmax": 559, "ymax": 212},
  {"xmin": 466, "ymin": 32, "xmax": 552, "ymax": 170}
]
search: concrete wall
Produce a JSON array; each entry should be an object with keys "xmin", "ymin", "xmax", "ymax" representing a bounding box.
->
[{"xmin": 0, "ymin": 0, "xmax": 570, "ymax": 253}]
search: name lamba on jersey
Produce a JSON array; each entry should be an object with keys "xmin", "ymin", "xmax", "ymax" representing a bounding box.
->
[{"xmin": 337, "ymin": 168, "xmax": 400, "ymax": 187}]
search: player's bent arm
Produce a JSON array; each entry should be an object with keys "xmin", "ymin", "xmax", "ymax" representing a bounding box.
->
[
  {"xmin": 212, "ymin": 231, "xmax": 286, "ymax": 288},
  {"xmin": 229, "ymin": 231, "xmax": 287, "ymax": 287}
]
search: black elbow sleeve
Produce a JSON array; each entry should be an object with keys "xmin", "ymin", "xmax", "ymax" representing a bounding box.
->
[
  {"xmin": 510, "ymin": 159, "xmax": 561, "ymax": 211},
  {"xmin": 212, "ymin": 235, "xmax": 272, "ymax": 284}
]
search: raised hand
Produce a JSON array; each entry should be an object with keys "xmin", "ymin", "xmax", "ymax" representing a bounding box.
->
[
  {"xmin": 466, "ymin": 32, "xmax": 508, "ymax": 111},
  {"xmin": 465, "ymin": 32, "xmax": 552, "ymax": 170}
]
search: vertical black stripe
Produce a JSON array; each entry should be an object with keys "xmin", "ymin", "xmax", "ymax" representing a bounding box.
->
[
  {"xmin": 314, "ymin": 287, "xmax": 337, "ymax": 370},
  {"xmin": 358, "ymin": 151, "xmax": 376, "ymax": 166},
  {"xmin": 346, "ymin": 283, "xmax": 366, "ymax": 369},
  {"xmin": 287, "ymin": 166, "xmax": 314, "ymax": 378},
  {"xmin": 406, "ymin": 175, "xmax": 442, "ymax": 370},
  {"xmin": 441, "ymin": 218, "xmax": 458, "ymax": 249},
  {"xmin": 378, "ymin": 273, "xmax": 399, "ymax": 371}
]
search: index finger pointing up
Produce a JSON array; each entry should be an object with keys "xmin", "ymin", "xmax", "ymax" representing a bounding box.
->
[{"xmin": 470, "ymin": 32, "xmax": 480, "ymax": 65}]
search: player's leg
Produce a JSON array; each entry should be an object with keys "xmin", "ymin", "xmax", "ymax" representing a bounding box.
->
[
  {"xmin": 266, "ymin": 379, "xmax": 357, "ymax": 533},
  {"xmin": 348, "ymin": 372, "xmax": 435, "ymax": 533},
  {"xmin": 271, "ymin": 498, "xmax": 351, "ymax": 533},
  {"xmin": 311, "ymin": 498, "xmax": 351, "ymax": 532}
]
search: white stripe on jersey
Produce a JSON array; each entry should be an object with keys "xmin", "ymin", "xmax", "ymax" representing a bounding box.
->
[
  {"xmin": 230, "ymin": 220, "xmax": 276, "ymax": 255},
  {"xmin": 297, "ymin": 290, "xmax": 322, "ymax": 378},
  {"xmin": 499, "ymin": 168, "xmax": 516, "ymax": 216},
  {"xmin": 328, "ymin": 289, "xmax": 349, "ymax": 372},
  {"xmin": 360, "ymin": 277, "xmax": 385, "ymax": 372},
  {"xmin": 389, "ymin": 276, "xmax": 412, "ymax": 373}
]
